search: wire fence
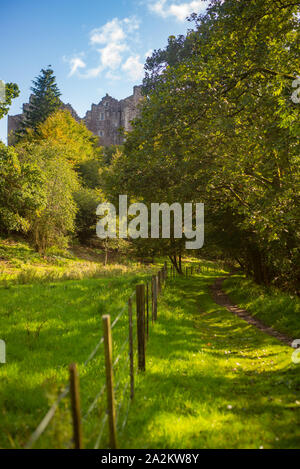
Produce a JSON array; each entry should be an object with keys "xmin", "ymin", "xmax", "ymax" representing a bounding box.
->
[
  {"xmin": 24, "ymin": 261, "xmax": 172, "ymax": 449},
  {"xmin": 23, "ymin": 260, "xmax": 217, "ymax": 449}
]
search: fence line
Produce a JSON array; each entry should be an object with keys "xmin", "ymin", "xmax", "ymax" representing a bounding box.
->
[{"xmin": 25, "ymin": 260, "xmax": 204, "ymax": 449}]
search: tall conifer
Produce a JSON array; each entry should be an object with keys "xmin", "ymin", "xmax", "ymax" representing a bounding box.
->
[{"xmin": 21, "ymin": 66, "xmax": 61, "ymax": 133}]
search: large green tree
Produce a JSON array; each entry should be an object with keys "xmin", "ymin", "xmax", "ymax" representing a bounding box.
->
[
  {"xmin": 16, "ymin": 142, "xmax": 79, "ymax": 253},
  {"xmin": 104, "ymin": 0, "xmax": 300, "ymax": 289},
  {"xmin": 0, "ymin": 143, "xmax": 46, "ymax": 233}
]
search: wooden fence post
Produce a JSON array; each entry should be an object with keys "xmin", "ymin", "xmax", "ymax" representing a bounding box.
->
[
  {"xmin": 102, "ymin": 315, "xmax": 118, "ymax": 449},
  {"xmin": 69, "ymin": 363, "xmax": 83, "ymax": 449},
  {"xmin": 185, "ymin": 267, "xmax": 188, "ymax": 277},
  {"xmin": 152, "ymin": 275, "xmax": 158, "ymax": 322},
  {"xmin": 155, "ymin": 274, "xmax": 159, "ymax": 321},
  {"xmin": 155, "ymin": 275, "xmax": 159, "ymax": 320},
  {"xmin": 128, "ymin": 298, "xmax": 134, "ymax": 400},
  {"xmin": 164, "ymin": 261, "xmax": 167, "ymax": 281},
  {"xmin": 191, "ymin": 266, "xmax": 193, "ymax": 276},
  {"xmin": 136, "ymin": 284, "xmax": 146, "ymax": 372},
  {"xmin": 151, "ymin": 275, "xmax": 155, "ymax": 323},
  {"xmin": 146, "ymin": 282, "xmax": 149, "ymax": 341}
]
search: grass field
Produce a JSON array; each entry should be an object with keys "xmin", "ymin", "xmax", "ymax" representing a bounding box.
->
[
  {"xmin": 0, "ymin": 239, "xmax": 155, "ymax": 448},
  {"xmin": 1, "ymin": 246, "xmax": 299, "ymax": 449},
  {"xmin": 0, "ymin": 238, "xmax": 146, "ymax": 285},
  {"xmin": 121, "ymin": 270, "xmax": 300, "ymax": 449}
]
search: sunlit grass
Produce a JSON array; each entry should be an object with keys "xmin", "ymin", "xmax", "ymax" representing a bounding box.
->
[
  {"xmin": 1, "ymin": 255, "xmax": 299, "ymax": 449},
  {"xmin": 121, "ymin": 271, "xmax": 300, "ymax": 449},
  {"xmin": 0, "ymin": 272, "xmax": 152, "ymax": 448},
  {"xmin": 0, "ymin": 238, "xmax": 153, "ymax": 286}
]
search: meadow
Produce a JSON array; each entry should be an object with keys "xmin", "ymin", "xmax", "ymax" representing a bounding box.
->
[
  {"xmin": 121, "ymin": 271, "xmax": 300, "ymax": 449},
  {"xmin": 0, "ymin": 240, "xmax": 299, "ymax": 449}
]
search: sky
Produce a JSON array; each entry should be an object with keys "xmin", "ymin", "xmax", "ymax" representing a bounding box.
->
[{"xmin": 0, "ymin": 0, "xmax": 209, "ymax": 143}]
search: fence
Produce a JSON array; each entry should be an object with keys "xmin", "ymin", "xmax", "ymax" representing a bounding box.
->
[
  {"xmin": 24, "ymin": 260, "xmax": 220, "ymax": 449},
  {"xmin": 24, "ymin": 261, "xmax": 170, "ymax": 449}
]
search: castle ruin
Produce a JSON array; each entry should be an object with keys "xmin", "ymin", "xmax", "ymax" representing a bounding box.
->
[{"xmin": 7, "ymin": 85, "xmax": 143, "ymax": 146}]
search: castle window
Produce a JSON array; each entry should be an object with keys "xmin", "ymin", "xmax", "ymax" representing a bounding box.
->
[
  {"xmin": 98, "ymin": 130, "xmax": 104, "ymax": 137},
  {"xmin": 100, "ymin": 112, "xmax": 104, "ymax": 120}
]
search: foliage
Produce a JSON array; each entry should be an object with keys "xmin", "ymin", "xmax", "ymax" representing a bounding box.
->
[
  {"xmin": 0, "ymin": 143, "xmax": 46, "ymax": 233},
  {"xmin": 107, "ymin": 0, "xmax": 300, "ymax": 289},
  {"xmin": 74, "ymin": 187, "xmax": 103, "ymax": 242},
  {"xmin": 16, "ymin": 142, "xmax": 79, "ymax": 253},
  {"xmin": 18, "ymin": 67, "xmax": 61, "ymax": 136},
  {"xmin": 24, "ymin": 109, "xmax": 100, "ymax": 164},
  {"xmin": 102, "ymin": 145, "xmax": 124, "ymax": 166},
  {"xmin": 77, "ymin": 157, "xmax": 103, "ymax": 188},
  {"xmin": 0, "ymin": 82, "xmax": 20, "ymax": 120}
]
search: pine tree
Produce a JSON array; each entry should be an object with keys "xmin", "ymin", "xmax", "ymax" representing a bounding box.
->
[{"xmin": 21, "ymin": 67, "xmax": 61, "ymax": 133}]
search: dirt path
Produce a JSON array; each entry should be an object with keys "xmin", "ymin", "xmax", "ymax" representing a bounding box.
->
[{"xmin": 210, "ymin": 277, "xmax": 293, "ymax": 347}]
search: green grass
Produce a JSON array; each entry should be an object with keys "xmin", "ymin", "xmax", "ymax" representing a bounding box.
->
[
  {"xmin": 0, "ymin": 238, "xmax": 152, "ymax": 285},
  {"xmin": 121, "ymin": 270, "xmax": 300, "ymax": 449},
  {"xmin": 0, "ymin": 272, "xmax": 152, "ymax": 449},
  {"xmin": 1, "ymin": 257, "xmax": 299, "ymax": 449},
  {"xmin": 223, "ymin": 275, "xmax": 300, "ymax": 339}
]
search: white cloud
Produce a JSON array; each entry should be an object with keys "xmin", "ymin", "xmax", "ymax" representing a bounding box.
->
[
  {"xmin": 65, "ymin": 16, "xmax": 144, "ymax": 82},
  {"xmin": 66, "ymin": 56, "xmax": 86, "ymax": 77},
  {"xmin": 90, "ymin": 18, "xmax": 127, "ymax": 45},
  {"xmin": 122, "ymin": 55, "xmax": 144, "ymax": 81},
  {"xmin": 148, "ymin": 0, "xmax": 207, "ymax": 21}
]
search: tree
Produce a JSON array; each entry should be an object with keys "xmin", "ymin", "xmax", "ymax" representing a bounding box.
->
[
  {"xmin": 24, "ymin": 109, "xmax": 100, "ymax": 164},
  {"xmin": 16, "ymin": 142, "xmax": 79, "ymax": 253},
  {"xmin": 0, "ymin": 82, "xmax": 20, "ymax": 120},
  {"xmin": 0, "ymin": 142, "xmax": 46, "ymax": 233},
  {"xmin": 104, "ymin": 0, "xmax": 300, "ymax": 288},
  {"xmin": 19, "ymin": 67, "xmax": 61, "ymax": 134}
]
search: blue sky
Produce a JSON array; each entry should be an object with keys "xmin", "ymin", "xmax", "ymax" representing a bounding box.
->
[{"xmin": 0, "ymin": 0, "xmax": 208, "ymax": 143}]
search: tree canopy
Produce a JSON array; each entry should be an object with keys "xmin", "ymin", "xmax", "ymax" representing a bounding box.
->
[
  {"xmin": 19, "ymin": 67, "xmax": 61, "ymax": 135},
  {"xmin": 103, "ymin": 0, "xmax": 300, "ymax": 289}
]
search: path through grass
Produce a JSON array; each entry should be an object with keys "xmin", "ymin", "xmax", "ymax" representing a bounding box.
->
[
  {"xmin": 121, "ymin": 269, "xmax": 300, "ymax": 449},
  {"xmin": 1, "ymin": 262, "xmax": 299, "ymax": 449}
]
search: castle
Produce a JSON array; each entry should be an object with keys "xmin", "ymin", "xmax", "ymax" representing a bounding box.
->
[{"xmin": 8, "ymin": 85, "xmax": 143, "ymax": 146}]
